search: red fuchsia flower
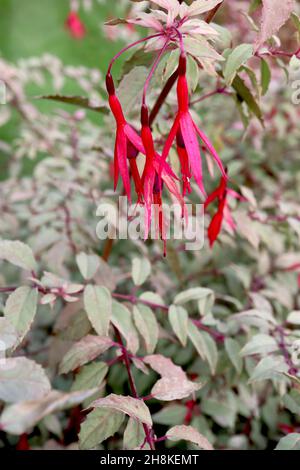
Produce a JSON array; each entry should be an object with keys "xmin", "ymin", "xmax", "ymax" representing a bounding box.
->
[
  {"xmin": 106, "ymin": 73, "xmax": 145, "ymax": 204},
  {"xmin": 16, "ymin": 433, "xmax": 30, "ymax": 450},
  {"xmin": 205, "ymin": 174, "xmax": 244, "ymax": 247},
  {"xmin": 65, "ymin": 11, "xmax": 86, "ymax": 39},
  {"xmin": 162, "ymin": 53, "xmax": 227, "ymax": 197},
  {"xmin": 106, "ymin": 73, "xmax": 182, "ymax": 211},
  {"xmin": 140, "ymin": 104, "xmax": 183, "ymax": 245},
  {"xmin": 105, "ymin": 0, "xmax": 225, "ymax": 250}
]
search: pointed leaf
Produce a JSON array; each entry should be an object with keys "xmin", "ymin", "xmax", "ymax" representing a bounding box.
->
[
  {"xmin": 38, "ymin": 95, "xmax": 108, "ymax": 114},
  {"xmin": 76, "ymin": 252, "xmax": 100, "ymax": 280},
  {"xmin": 123, "ymin": 417, "xmax": 148, "ymax": 450},
  {"xmin": 0, "ymin": 389, "xmax": 97, "ymax": 435},
  {"xmin": 255, "ymin": 0, "xmax": 295, "ymax": 51},
  {"xmin": 111, "ymin": 301, "xmax": 139, "ymax": 354},
  {"xmin": 79, "ymin": 408, "xmax": 124, "ymax": 449},
  {"xmin": 224, "ymin": 44, "xmax": 253, "ymax": 86},
  {"xmin": 71, "ymin": 362, "xmax": 108, "ymax": 392},
  {"xmin": 0, "ymin": 357, "xmax": 51, "ymax": 403},
  {"xmin": 0, "ymin": 240, "xmax": 37, "ymax": 271},
  {"xmin": 83, "ymin": 285, "xmax": 111, "ymax": 337},
  {"xmin": 168, "ymin": 305, "xmax": 188, "ymax": 346},
  {"xmin": 91, "ymin": 394, "xmax": 152, "ymax": 426},
  {"xmin": 133, "ymin": 305, "xmax": 158, "ymax": 354},
  {"xmin": 167, "ymin": 425, "xmax": 213, "ymax": 450},
  {"xmin": 4, "ymin": 286, "xmax": 38, "ymax": 345},
  {"xmin": 59, "ymin": 335, "xmax": 114, "ymax": 374},
  {"xmin": 131, "ymin": 257, "xmax": 151, "ymax": 286}
]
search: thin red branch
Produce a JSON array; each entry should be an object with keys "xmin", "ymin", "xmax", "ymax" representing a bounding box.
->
[{"xmin": 113, "ymin": 326, "xmax": 155, "ymax": 450}]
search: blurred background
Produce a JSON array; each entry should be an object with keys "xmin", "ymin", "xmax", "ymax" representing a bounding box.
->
[{"xmin": 0, "ymin": 0, "xmax": 130, "ymax": 179}]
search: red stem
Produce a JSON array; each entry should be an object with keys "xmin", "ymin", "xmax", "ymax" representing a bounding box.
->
[
  {"xmin": 108, "ymin": 33, "xmax": 163, "ymax": 74},
  {"xmin": 113, "ymin": 326, "xmax": 155, "ymax": 450}
]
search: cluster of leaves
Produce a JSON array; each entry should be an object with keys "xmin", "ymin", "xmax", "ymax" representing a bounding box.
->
[{"xmin": 0, "ymin": 0, "xmax": 300, "ymax": 451}]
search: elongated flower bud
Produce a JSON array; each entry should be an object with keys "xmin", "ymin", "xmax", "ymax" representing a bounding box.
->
[
  {"xmin": 106, "ymin": 73, "xmax": 115, "ymax": 96},
  {"xmin": 141, "ymin": 104, "xmax": 150, "ymax": 127}
]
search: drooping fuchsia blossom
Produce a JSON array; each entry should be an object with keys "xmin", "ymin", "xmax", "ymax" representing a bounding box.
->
[
  {"xmin": 105, "ymin": 73, "xmax": 184, "ymax": 222},
  {"xmin": 162, "ymin": 54, "xmax": 227, "ymax": 197},
  {"xmin": 140, "ymin": 104, "xmax": 183, "ymax": 242},
  {"xmin": 65, "ymin": 11, "xmax": 86, "ymax": 39},
  {"xmin": 105, "ymin": 0, "xmax": 226, "ymax": 250},
  {"xmin": 205, "ymin": 175, "xmax": 245, "ymax": 247}
]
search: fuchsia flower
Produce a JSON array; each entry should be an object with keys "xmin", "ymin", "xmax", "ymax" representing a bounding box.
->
[
  {"xmin": 205, "ymin": 175, "xmax": 244, "ymax": 247},
  {"xmin": 106, "ymin": 73, "xmax": 184, "ymax": 239},
  {"xmin": 65, "ymin": 11, "xmax": 86, "ymax": 39},
  {"xmin": 104, "ymin": 0, "xmax": 244, "ymax": 252},
  {"xmin": 162, "ymin": 54, "xmax": 227, "ymax": 197}
]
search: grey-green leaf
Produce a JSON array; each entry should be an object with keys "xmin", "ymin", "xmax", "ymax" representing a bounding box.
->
[
  {"xmin": 83, "ymin": 285, "xmax": 111, "ymax": 336},
  {"xmin": 133, "ymin": 305, "xmax": 158, "ymax": 354},
  {"xmin": 0, "ymin": 357, "xmax": 51, "ymax": 403},
  {"xmin": 71, "ymin": 362, "xmax": 108, "ymax": 392},
  {"xmin": 131, "ymin": 257, "xmax": 151, "ymax": 286},
  {"xmin": 174, "ymin": 287, "xmax": 213, "ymax": 305},
  {"xmin": 76, "ymin": 252, "xmax": 100, "ymax": 280},
  {"xmin": 225, "ymin": 338, "xmax": 243, "ymax": 374},
  {"xmin": 59, "ymin": 335, "xmax": 113, "ymax": 374},
  {"xmin": 123, "ymin": 417, "xmax": 147, "ymax": 450},
  {"xmin": 224, "ymin": 44, "xmax": 253, "ymax": 85},
  {"xmin": 79, "ymin": 408, "xmax": 124, "ymax": 449},
  {"xmin": 260, "ymin": 58, "xmax": 271, "ymax": 95},
  {"xmin": 91, "ymin": 394, "xmax": 152, "ymax": 426},
  {"xmin": 169, "ymin": 305, "xmax": 188, "ymax": 346},
  {"xmin": 4, "ymin": 286, "xmax": 38, "ymax": 345},
  {"xmin": 111, "ymin": 301, "xmax": 139, "ymax": 354},
  {"xmin": 0, "ymin": 240, "xmax": 37, "ymax": 271}
]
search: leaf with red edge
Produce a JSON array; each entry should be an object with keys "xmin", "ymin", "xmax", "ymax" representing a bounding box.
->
[
  {"xmin": 255, "ymin": 0, "xmax": 295, "ymax": 51},
  {"xmin": 166, "ymin": 425, "xmax": 213, "ymax": 450},
  {"xmin": 91, "ymin": 394, "xmax": 152, "ymax": 426}
]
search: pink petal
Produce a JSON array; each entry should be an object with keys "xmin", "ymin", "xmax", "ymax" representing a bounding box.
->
[
  {"xmin": 194, "ymin": 122, "xmax": 227, "ymax": 179},
  {"xmin": 180, "ymin": 112, "xmax": 206, "ymax": 197},
  {"xmin": 154, "ymin": 154, "xmax": 178, "ymax": 180},
  {"xmin": 224, "ymin": 204, "xmax": 236, "ymax": 231},
  {"xmin": 124, "ymin": 124, "xmax": 145, "ymax": 154},
  {"xmin": 227, "ymin": 189, "xmax": 246, "ymax": 201}
]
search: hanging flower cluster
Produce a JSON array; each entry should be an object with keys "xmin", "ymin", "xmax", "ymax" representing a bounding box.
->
[{"xmin": 106, "ymin": 0, "xmax": 239, "ymax": 251}]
